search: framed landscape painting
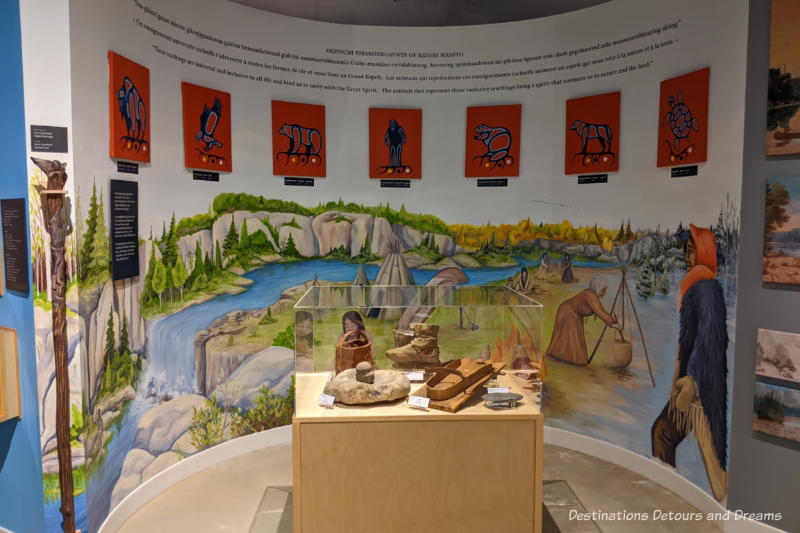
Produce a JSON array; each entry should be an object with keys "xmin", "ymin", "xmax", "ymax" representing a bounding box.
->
[
  {"xmin": 763, "ymin": 177, "xmax": 800, "ymax": 284},
  {"xmin": 766, "ymin": 0, "xmax": 800, "ymax": 155},
  {"xmin": 757, "ymin": 328, "xmax": 800, "ymax": 384},
  {"xmin": 753, "ymin": 381, "xmax": 800, "ymax": 444}
]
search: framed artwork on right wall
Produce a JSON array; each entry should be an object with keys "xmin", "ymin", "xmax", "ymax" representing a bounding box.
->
[
  {"xmin": 766, "ymin": 0, "xmax": 800, "ymax": 155},
  {"xmin": 757, "ymin": 328, "xmax": 800, "ymax": 384},
  {"xmin": 763, "ymin": 177, "xmax": 800, "ymax": 284}
]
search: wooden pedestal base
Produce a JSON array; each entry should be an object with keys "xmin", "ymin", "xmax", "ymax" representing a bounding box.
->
[{"xmin": 293, "ymin": 372, "xmax": 543, "ymax": 532}]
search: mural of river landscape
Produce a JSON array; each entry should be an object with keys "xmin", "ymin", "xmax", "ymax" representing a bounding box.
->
[
  {"xmin": 43, "ymin": 0, "xmax": 749, "ymax": 530},
  {"xmin": 29, "ymin": 187, "xmax": 735, "ymax": 531}
]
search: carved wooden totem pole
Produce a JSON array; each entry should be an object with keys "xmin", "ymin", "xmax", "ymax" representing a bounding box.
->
[{"xmin": 31, "ymin": 157, "xmax": 75, "ymax": 533}]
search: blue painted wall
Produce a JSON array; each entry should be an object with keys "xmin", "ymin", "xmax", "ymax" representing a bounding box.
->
[{"xmin": 0, "ymin": 1, "xmax": 47, "ymax": 532}]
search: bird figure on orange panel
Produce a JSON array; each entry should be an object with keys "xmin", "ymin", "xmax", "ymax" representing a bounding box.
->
[
  {"xmin": 194, "ymin": 98, "xmax": 227, "ymax": 166},
  {"xmin": 663, "ymin": 90, "xmax": 699, "ymax": 163},
  {"xmin": 377, "ymin": 119, "xmax": 411, "ymax": 175},
  {"xmin": 277, "ymin": 123, "xmax": 322, "ymax": 166},
  {"xmin": 569, "ymin": 119, "xmax": 615, "ymax": 166},
  {"xmin": 472, "ymin": 123, "xmax": 514, "ymax": 170},
  {"xmin": 117, "ymin": 76, "xmax": 148, "ymax": 153}
]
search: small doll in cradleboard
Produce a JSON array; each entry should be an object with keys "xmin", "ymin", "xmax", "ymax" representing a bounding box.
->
[{"xmin": 333, "ymin": 310, "xmax": 377, "ymax": 372}]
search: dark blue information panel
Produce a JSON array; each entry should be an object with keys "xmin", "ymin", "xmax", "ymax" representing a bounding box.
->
[
  {"xmin": 110, "ymin": 179, "xmax": 139, "ymax": 281},
  {"xmin": 1, "ymin": 198, "xmax": 30, "ymax": 293}
]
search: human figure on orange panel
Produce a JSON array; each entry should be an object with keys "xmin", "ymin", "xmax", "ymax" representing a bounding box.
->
[
  {"xmin": 651, "ymin": 224, "xmax": 728, "ymax": 502},
  {"xmin": 561, "ymin": 253, "xmax": 575, "ymax": 283},
  {"xmin": 385, "ymin": 119, "xmax": 407, "ymax": 167},
  {"xmin": 545, "ymin": 276, "xmax": 620, "ymax": 366}
]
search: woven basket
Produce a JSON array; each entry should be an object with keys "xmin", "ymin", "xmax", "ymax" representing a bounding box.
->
[{"xmin": 335, "ymin": 330, "xmax": 373, "ymax": 374}]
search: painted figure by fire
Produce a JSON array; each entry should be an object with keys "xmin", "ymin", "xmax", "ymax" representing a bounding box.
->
[
  {"xmin": 194, "ymin": 98, "xmax": 227, "ymax": 166},
  {"xmin": 117, "ymin": 76, "xmax": 148, "ymax": 153},
  {"xmin": 663, "ymin": 90, "xmax": 699, "ymax": 163},
  {"xmin": 277, "ymin": 123, "xmax": 322, "ymax": 166},
  {"xmin": 377, "ymin": 119, "xmax": 411, "ymax": 175},
  {"xmin": 472, "ymin": 124, "xmax": 513, "ymax": 169},
  {"xmin": 569, "ymin": 119, "xmax": 615, "ymax": 166}
]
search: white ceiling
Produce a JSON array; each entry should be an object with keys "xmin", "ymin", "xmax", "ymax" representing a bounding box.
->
[{"xmin": 228, "ymin": 0, "xmax": 612, "ymax": 26}]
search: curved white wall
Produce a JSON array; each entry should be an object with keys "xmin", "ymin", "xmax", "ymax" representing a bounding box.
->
[{"xmin": 66, "ymin": 0, "xmax": 749, "ymax": 529}]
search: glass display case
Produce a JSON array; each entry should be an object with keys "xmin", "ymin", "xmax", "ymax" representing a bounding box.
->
[{"xmin": 293, "ymin": 284, "xmax": 543, "ymax": 407}]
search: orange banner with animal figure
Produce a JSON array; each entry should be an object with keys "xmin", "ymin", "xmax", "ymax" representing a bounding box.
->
[
  {"xmin": 109, "ymin": 51, "xmax": 150, "ymax": 163},
  {"xmin": 465, "ymin": 104, "xmax": 521, "ymax": 177},
  {"xmin": 271, "ymin": 100, "xmax": 326, "ymax": 177},
  {"xmin": 564, "ymin": 92, "xmax": 620, "ymax": 175},
  {"xmin": 369, "ymin": 108, "xmax": 422, "ymax": 179},
  {"xmin": 657, "ymin": 68, "xmax": 710, "ymax": 167},
  {"xmin": 182, "ymin": 82, "xmax": 232, "ymax": 172}
]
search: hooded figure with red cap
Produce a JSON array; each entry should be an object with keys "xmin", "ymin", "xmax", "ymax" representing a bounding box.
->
[{"xmin": 651, "ymin": 224, "xmax": 728, "ymax": 501}]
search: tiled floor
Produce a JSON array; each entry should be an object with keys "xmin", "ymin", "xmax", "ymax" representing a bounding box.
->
[{"xmin": 116, "ymin": 443, "xmax": 720, "ymax": 532}]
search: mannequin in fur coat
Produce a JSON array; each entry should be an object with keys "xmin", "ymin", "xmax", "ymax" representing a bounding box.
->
[{"xmin": 651, "ymin": 224, "xmax": 728, "ymax": 501}]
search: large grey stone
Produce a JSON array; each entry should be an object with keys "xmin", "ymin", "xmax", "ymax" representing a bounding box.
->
[
  {"xmin": 323, "ymin": 369, "xmax": 410, "ymax": 405},
  {"xmin": 312, "ymin": 211, "xmax": 353, "ymax": 256},
  {"xmin": 132, "ymin": 394, "xmax": 207, "ymax": 455}
]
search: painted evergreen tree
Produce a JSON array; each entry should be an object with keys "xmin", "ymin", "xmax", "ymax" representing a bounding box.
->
[
  {"xmin": 362, "ymin": 234, "xmax": 371, "ymax": 256},
  {"xmin": 161, "ymin": 213, "xmax": 179, "ymax": 268},
  {"xmin": 141, "ymin": 242, "xmax": 158, "ymax": 305},
  {"xmin": 223, "ymin": 215, "xmax": 239, "ymax": 257},
  {"xmin": 103, "ymin": 312, "xmax": 115, "ymax": 391},
  {"xmin": 625, "ymin": 219, "xmax": 634, "ymax": 242},
  {"xmin": 75, "ymin": 186, "xmax": 83, "ymax": 276},
  {"xmin": 204, "ymin": 251, "xmax": 214, "ymax": 273},
  {"xmin": 615, "ymin": 221, "xmax": 625, "ymax": 242},
  {"xmin": 594, "ymin": 223, "xmax": 601, "ymax": 244},
  {"xmin": 215, "ymin": 241, "xmax": 223, "ymax": 270},
  {"xmin": 80, "ymin": 181, "xmax": 99, "ymax": 279},
  {"xmin": 172, "ymin": 255, "xmax": 189, "ymax": 301},
  {"xmin": 90, "ymin": 190, "xmax": 110, "ymax": 276},
  {"xmin": 283, "ymin": 232, "xmax": 300, "ymax": 257},
  {"xmin": 152, "ymin": 260, "xmax": 167, "ymax": 307},
  {"xmin": 635, "ymin": 260, "xmax": 656, "ymax": 300},
  {"xmin": 188, "ymin": 241, "xmax": 205, "ymax": 287},
  {"xmin": 240, "ymin": 218, "xmax": 249, "ymax": 248},
  {"xmin": 118, "ymin": 311, "xmax": 130, "ymax": 356}
]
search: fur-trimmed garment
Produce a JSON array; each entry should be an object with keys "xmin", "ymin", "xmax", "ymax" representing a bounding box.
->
[{"xmin": 676, "ymin": 277, "xmax": 729, "ymax": 468}]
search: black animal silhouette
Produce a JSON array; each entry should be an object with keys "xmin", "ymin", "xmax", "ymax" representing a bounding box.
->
[
  {"xmin": 472, "ymin": 124, "xmax": 513, "ymax": 168},
  {"xmin": 277, "ymin": 123, "xmax": 322, "ymax": 165},
  {"xmin": 569, "ymin": 119, "xmax": 612, "ymax": 155},
  {"xmin": 117, "ymin": 76, "xmax": 147, "ymax": 151},
  {"xmin": 196, "ymin": 98, "xmax": 224, "ymax": 151}
]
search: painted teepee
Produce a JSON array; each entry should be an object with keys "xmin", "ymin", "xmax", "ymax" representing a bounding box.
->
[{"xmin": 369, "ymin": 239, "xmax": 415, "ymax": 320}]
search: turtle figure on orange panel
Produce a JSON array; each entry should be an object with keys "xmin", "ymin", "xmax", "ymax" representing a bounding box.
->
[{"xmin": 651, "ymin": 224, "xmax": 728, "ymax": 502}]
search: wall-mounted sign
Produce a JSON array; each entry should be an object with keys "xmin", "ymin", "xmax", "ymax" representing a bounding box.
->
[
  {"xmin": 30, "ymin": 125, "xmax": 68, "ymax": 153},
  {"xmin": 1, "ymin": 198, "xmax": 29, "ymax": 293},
  {"xmin": 110, "ymin": 179, "xmax": 139, "ymax": 281}
]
